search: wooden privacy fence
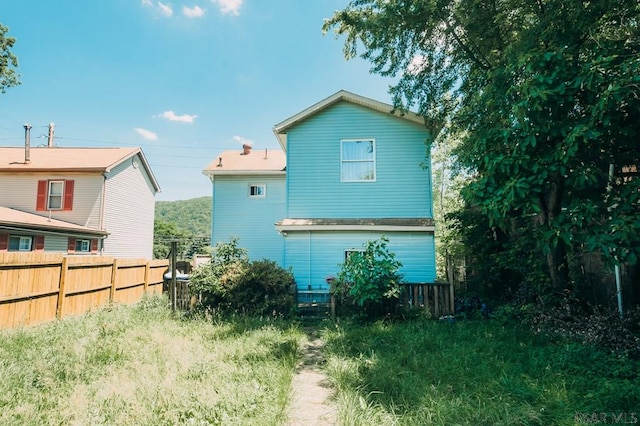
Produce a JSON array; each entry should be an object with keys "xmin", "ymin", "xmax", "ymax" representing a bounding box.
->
[
  {"xmin": 0, "ymin": 252, "xmax": 169, "ymax": 329},
  {"xmin": 400, "ymin": 282, "xmax": 455, "ymax": 317}
]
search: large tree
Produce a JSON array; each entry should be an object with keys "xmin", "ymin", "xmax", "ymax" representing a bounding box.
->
[
  {"xmin": 0, "ymin": 24, "xmax": 19, "ymax": 93},
  {"xmin": 324, "ymin": 0, "xmax": 640, "ymax": 290}
]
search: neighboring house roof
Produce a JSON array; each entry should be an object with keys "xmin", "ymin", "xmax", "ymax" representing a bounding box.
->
[
  {"xmin": 202, "ymin": 148, "xmax": 286, "ymax": 177},
  {"xmin": 0, "ymin": 146, "xmax": 161, "ymax": 192},
  {"xmin": 272, "ymin": 89, "xmax": 426, "ymax": 150},
  {"xmin": 276, "ymin": 218, "xmax": 435, "ymax": 232},
  {"xmin": 0, "ymin": 206, "xmax": 108, "ymax": 238}
]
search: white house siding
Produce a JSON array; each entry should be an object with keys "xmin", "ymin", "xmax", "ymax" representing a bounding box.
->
[
  {"xmin": 284, "ymin": 231, "xmax": 436, "ymax": 292},
  {"xmin": 102, "ymin": 155, "xmax": 157, "ymax": 258},
  {"xmin": 0, "ymin": 173, "xmax": 104, "ymax": 229}
]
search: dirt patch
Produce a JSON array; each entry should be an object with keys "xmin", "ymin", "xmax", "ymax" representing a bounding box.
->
[{"xmin": 288, "ymin": 328, "xmax": 337, "ymax": 425}]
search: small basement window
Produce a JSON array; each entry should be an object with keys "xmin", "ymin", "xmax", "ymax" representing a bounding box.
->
[
  {"xmin": 75, "ymin": 239, "xmax": 90, "ymax": 252},
  {"xmin": 9, "ymin": 236, "xmax": 33, "ymax": 252},
  {"xmin": 249, "ymin": 184, "xmax": 266, "ymax": 198}
]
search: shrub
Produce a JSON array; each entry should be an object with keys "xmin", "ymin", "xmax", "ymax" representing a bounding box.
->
[
  {"xmin": 334, "ymin": 236, "xmax": 403, "ymax": 318},
  {"xmin": 190, "ymin": 238, "xmax": 295, "ymax": 317},
  {"xmin": 227, "ymin": 260, "xmax": 296, "ymax": 318},
  {"xmin": 189, "ymin": 237, "xmax": 249, "ymax": 311}
]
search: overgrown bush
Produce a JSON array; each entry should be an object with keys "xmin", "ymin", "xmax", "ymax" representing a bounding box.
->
[
  {"xmin": 333, "ymin": 236, "xmax": 403, "ymax": 318},
  {"xmin": 227, "ymin": 260, "xmax": 296, "ymax": 317},
  {"xmin": 189, "ymin": 237, "xmax": 295, "ymax": 317}
]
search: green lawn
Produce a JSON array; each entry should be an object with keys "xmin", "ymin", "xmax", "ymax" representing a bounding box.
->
[
  {"xmin": 321, "ymin": 319, "xmax": 640, "ymax": 425},
  {"xmin": 0, "ymin": 297, "xmax": 637, "ymax": 425}
]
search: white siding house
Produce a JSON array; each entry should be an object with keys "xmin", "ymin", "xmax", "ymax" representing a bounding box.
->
[{"xmin": 0, "ymin": 146, "xmax": 160, "ymax": 258}]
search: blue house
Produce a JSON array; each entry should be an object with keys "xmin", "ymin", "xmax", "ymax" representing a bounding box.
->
[
  {"xmin": 202, "ymin": 144, "xmax": 286, "ymax": 263},
  {"xmin": 204, "ymin": 90, "xmax": 436, "ymax": 302}
]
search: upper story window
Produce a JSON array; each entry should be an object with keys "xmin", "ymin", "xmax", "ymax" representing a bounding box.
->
[
  {"xmin": 36, "ymin": 179, "xmax": 74, "ymax": 211},
  {"xmin": 9, "ymin": 235, "xmax": 33, "ymax": 252},
  {"xmin": 48, "ymin": 181, "xmax": 64, "ymax": 209},
  {"xmin": 341, "ymin": 139, "xmax": 376, "ymax": 182},
  {"xmin": 249, "ymin": 184, "xmax": 266, "ymax": 198}
]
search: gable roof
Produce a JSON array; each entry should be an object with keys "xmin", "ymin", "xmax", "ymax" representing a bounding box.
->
[
  {"xmin": 272, "ymin": 90, "xmax": 426, "ymax": 150},
  {"xmin": 0, "ymin": 147, "xmax": 161, "ymax": 192},
  {"xmin": 0, "ymin": 206, "xmax": 108, "ymax": 238},
  {"xmin": 202, "ymin": 148, "xmax": 286, "ymax": 177}
]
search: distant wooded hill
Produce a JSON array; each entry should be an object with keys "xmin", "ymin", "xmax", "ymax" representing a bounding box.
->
[
  {"xmin": 154, "ymin": 196, "xmax": 212, "ymax": 259},
  {"xmin": 155, "ymin": 196, "xmax": 212, "ymax": 237}
]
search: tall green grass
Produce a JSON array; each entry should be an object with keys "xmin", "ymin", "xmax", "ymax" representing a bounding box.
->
[
  {"xmin": 0, "ymin": 296, "xmax": 303, "ymax": 425},
  {"xmin": 321, "ymin": 319, "xmax": 640, "ymax": 426}
]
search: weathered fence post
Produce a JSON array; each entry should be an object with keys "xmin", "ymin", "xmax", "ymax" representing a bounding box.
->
[
  {"xmin": 56, "ymin": 257, "xmax": 68, "ymax": 319},
  {"xmin": 110, "ymin": 259, "xmax": 118, "ymax": 304},
  {"xmin": 170, "ymin": 241, "xmax": 177, "ymax": 311}
]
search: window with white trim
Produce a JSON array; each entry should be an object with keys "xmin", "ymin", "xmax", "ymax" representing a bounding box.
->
[
  {"xmin": 75, "ymin": 239, "xmax": 90, "ymax": 252},
  {"xmin": 9, "ymin": 236, "xmax": 33, "ymax": 252},
  {"xmin": 249, "ymin": 184, "xmax": 266, "ymax": 198},
  {"xmin": 48, "ymin": 180, "xmax": 64, "ymax": 210},
  {"xmin": 345, "ymin": 249, "xmax": 364, "ymax": 262},
  {"xmin": 341, "ymin": 139, "xmax": 376, "ymax": 182}
]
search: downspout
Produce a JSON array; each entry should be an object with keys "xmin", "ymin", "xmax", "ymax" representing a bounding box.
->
[
  {"xmin": 608, "ymin": 164, "xmax": 623, "ymax": 318},
  {"xmin": 308, "ymin": 231, "xmax": 312, "ymax": 290}
]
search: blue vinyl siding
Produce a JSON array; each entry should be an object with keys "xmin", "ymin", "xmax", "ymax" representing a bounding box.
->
[
  {"xmin": 286, "ymin": 102, "xmax": 432, "ymax": 219},
  {"xmin": 211, "ymin": 175, "xmax": 285, "ymax": 263},
  {"xmin": 284, "ymin": 231, "xmax": 436, "ymax": 292}
]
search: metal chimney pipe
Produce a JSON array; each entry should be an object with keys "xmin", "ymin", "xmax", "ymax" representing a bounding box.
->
[
  {"xmin": 48, "ymin": 122, "xmax": 55, "ymax": 147},
  {"xmin": 24, "ymin": 124, "xmax": 32, "ymax": 163}
]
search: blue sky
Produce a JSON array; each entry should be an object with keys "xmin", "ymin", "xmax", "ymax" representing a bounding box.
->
[{"xmin": 0, "ymin": 0, "xmax": 395, "ymax": 201}]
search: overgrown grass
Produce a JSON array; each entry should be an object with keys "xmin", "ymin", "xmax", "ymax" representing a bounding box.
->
[
  {"xmin": 321, "ymin": 319, "xmax": 640, "ymax": 426},
  {"xmin": 0, "ymin": 296, "xmax": 303, "ymax": 425},
  {"xmin": 2, "ymin": 298, "xmax": 638, "ymax": 425}
]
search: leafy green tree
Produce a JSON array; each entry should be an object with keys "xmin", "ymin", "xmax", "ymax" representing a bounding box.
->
[
  {"xmin": 334, "ymin": 237, "xmax": 403, "ymax": 317},
  {"xmin": 324, "ymin": 0, "xmax": 640, "ymax": 292},
  {"xmin": 153, "ymin": 219, "xmax": 191, "ymax": 260},
  {"xmin": 189, "ymin": 236, "xmax": 249, "ymax": 310},
  {"xmin": 0, "ymin": 24, "xmax": 20, "ymax": 93}
]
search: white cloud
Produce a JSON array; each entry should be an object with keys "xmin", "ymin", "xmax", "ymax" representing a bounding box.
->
[
  {"xmin": 157, "ymin": 110, "xmax": 198, "ymax": 123},
  {"xmin": 135, "ymin": 128, "xmax": 158, "ymax": 141},
  {"xmin": 141, "ymin": 0, "xmax": 153, "ymax": 7},
  {"xmin": 158, "ymin": 2, "xmax": 174, "ymax": 17},
  {"xmin": 212, "ymin": 0, "xmax": 243, "ymax": 16},
  {"xmin": 232, "ymin": 135, "xmax": 253, "ymax": 146},
  {"xmin": 183, "ymin": 5, "xmax": 205, "ymax": 18}
]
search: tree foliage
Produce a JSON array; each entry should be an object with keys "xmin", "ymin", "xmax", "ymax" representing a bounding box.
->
[
  {"xmin": 0, "ymin": 24, "xmax": 20, "ymax": 93},
  {"xmin": 154, "ymin": 197, "xmax": 212, "ymax": 260},
  {"xmin": 324, "ymin": 0, "xmax": 640, "ymax": 293},
  {"xmin": 189, "ymin": 237, "xmax": 295, "ymax": 317},
  {"xmin": 334, "ymin": 236, "xmax": 403, "ymax": 316}
]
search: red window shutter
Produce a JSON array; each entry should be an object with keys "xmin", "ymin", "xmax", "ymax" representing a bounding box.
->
[
  {"xmin": 0, "ymin": 234, "xmax": 8, "ymax": 251},
  {"xmin": 63, "ymin": 180, "xmax": 74, "ymax": 211},
  {"xmin": 34, "ymin": 235, "xmax": 45, "ymax": 251},
  {"xmin": 68, "ymin": 237, "xmax": 76, "ymax": 253},
  {"xmin": 91, "ymin": 239, "xmax": 98, "ymax": 253},
  {"xmin": 36, "ymin": 180, "xmax": 48, "ymax": 211}
]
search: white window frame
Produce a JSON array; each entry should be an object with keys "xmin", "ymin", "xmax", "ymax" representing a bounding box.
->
[
  {"xmin": 75, "ymin": 239, "xmax": 91, "ymax": 252},
  {"xmin": 345, "ymin": 249, "xmax": 365, "ymax": 262},
  {"xmin": 48, "ymin": 180, "xmax": 64, "ymax": 210},
  {"xmin": 341, "ymin": 139, "xmax": 376, "ymax": 182},
  {"xmin": 249, "ymin": 184, "xmax": 266, "ymax": 198},
  {"xmin": 9, "ymin": 235, "xmax": 33, "ymax": 252}
]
